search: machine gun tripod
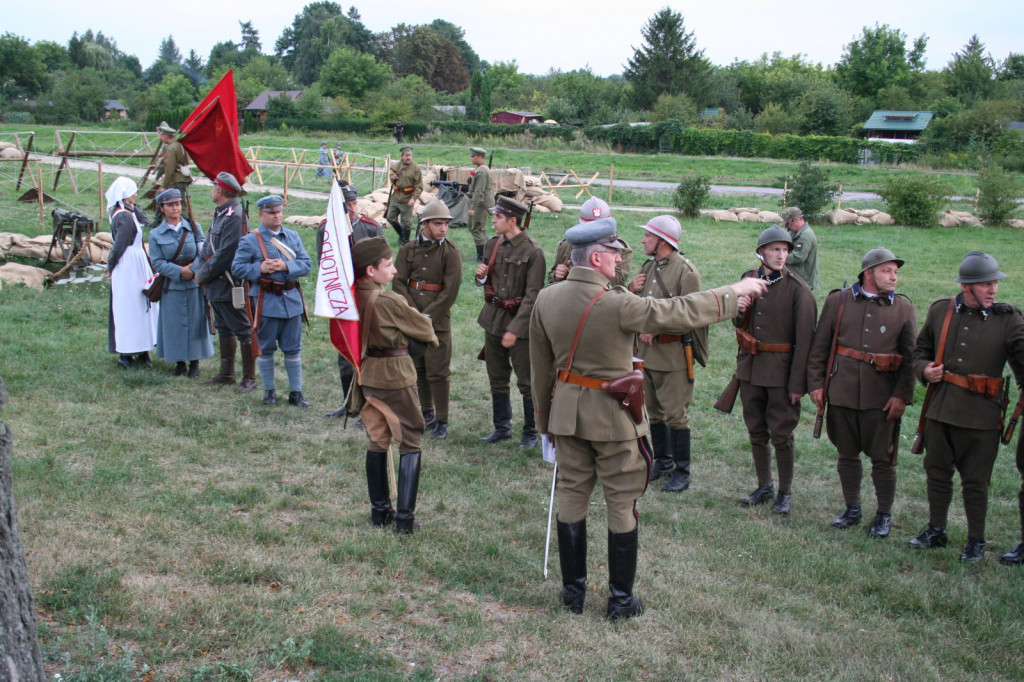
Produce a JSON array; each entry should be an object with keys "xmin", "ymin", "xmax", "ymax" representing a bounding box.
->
[{"xmin": 48, "ymin": 208, "xmax": 95, "ymax": 274}]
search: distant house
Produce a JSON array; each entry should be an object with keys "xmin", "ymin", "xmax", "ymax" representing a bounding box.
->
[
  {"xmin": 490, "ymin": 111, "xmax": 544, "ymax": 125},
  {"xmin": 103, "ymin": 100, "xmax": 128, "ymax": 120},
  {"xmin": 698, "ymin": 107, "xmax": 724, "ymax": 123},
  {"xmin": 863, "ymin": 110, "xmax": 933, "ymax": 142},
  {"xmin": 245, "ymin": 90, "xmax": 303, "ymax": 121},
  {"xmin": 432, "ymin": 105, "xmax": 466, "ymax": 119}
]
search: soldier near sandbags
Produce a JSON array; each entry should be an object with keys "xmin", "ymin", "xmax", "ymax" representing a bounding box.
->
[
  {"xmin": 548, "ymin": 197, "xmax": 633, "ymax": 288},
  {"xmin": 475, "ymin": 196, "xmax": 546, "ymax": 448},
  {"xmin": 782, "ymin": 207, "xmax": 819, "ymax": 290},
  {"xmin": 466, "ymin": 147, "xmax": 493, "ymax": 263},
  {"xmin": 194, "ymin": 172, "xmax": 258, "ymax": 392},
  {"xmin": 393, "ymin": 201, "xmax": 462, "ymax": 440},
  {"xmin": 733, "ymin": 226, "xmax": 817, "ymax": 514},
  {"xmin": 908, "ymin": 252, "xmax": 1024, "ymax": 561},
  {"xmin": 231, "ymin": 195, "xmax": 313, "ymax": 407},
  {"xmin": 351, "ymin": 237, "xmax": 438, "ymax": 534},
  {"xmin": 531, "ymin": 217, "xmax": 768, "ymax": 620},
  {"xmin": 626, "ymin": 215, "xmax": 708, "ymax": 492},
  {"xmin": 385, "ymin": 146, "xmax": 423, "ymax": 245},
  {"xmin": 318, "ymin": 182, "xmax": 384, "ymax": 419},
  {"xmin": 154, "ymin": 121, "xmax": 193, "ymax": 221},
  {"xmin": 808, "ymin": 247, "xmax": 916, "ymax": 536}
]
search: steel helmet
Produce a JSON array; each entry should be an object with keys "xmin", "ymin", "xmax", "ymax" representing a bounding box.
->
[
  {"xmin": 757, "ymin": 225, "xmax": 793, "ymax": 250},
  {"xmin": 419, "ymin": 200, "xmax": 452, "ymax": 222},
  {"xmin": 580, "ymin": 196, "xmax": 611, "ymax": 222},
  {"xmin": 640, "ymin": 215, "xmax": 681, "ymax": 251},
  {"xmin": 860, "ymin": 246, "xmax": 904, "ymax": 274},
  {"xmin": 955, "ymin": 251, "xmax": 1006, "ymax": 283}
]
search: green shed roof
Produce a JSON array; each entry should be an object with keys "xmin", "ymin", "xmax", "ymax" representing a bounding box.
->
[{"xmin": 864, "ymin": 110, "xmax": 933, "ymax": 132}]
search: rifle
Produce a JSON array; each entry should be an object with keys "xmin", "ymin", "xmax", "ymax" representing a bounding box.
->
[
  {"xmin": 683, "ymin": 332, "xmax": 695, "ymax": 383},
  {"xmin": 814, "ymin": 288, "xmax": 849, "ymax": 439},
  {"xmin": 1002, "ymin": 393, "xmax": 1024, "ymax": 445},
  {"xmin": 714, "ymin": 374, "xmax": 741, "ymax": 413},
  {"xmin": 910, "ymin": 298, "xmax": 956, "ymax": 455},
  {"xmin": 240, "ymin": 201, "xmax": 261, "ymax": 357},
  {"xmin": 523, "ymin": 201, "xmax": 535, "ymax": 229},
  {"xmin": 998, "ymin": 376, "xmax": 1011, "ymax": 438},
  {"xmin": 889, "ymin": 417, "xmax": 901, "ymax": 466}
]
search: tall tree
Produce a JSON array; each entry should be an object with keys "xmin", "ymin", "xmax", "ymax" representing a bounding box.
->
[
  {"xmin": 319, "ymin": 47, "xmax": 392, "ymax": 99},
  {"xmin": 390, "ymin": 26, "xmax": 469, "ymax": 94},
  {"xmin": 239, "ymin": 20, "xmax": 262, "ymax": 55},
  {"xmin": 428, "ymin": 19, "xmax": 481, "ymax": 74},
  {"xmin": 999, "ymin": 52, "xmax": 1024, "ymax": 81},
  {"xmin": 835, "ymin": 24, "xmax": 927, "ymax": 101},
  {"xmin": 158, "ymin": 36, "xmax": 182, "ymax": 65},
  {"xmin": 275, "ymin": 1, "xmax": 375, "ymax": 85},
  {"xmin": 624, "ymin": 8, "xmax": 712, "ymax": 111},
  {"xmin": 945, "ymin": 35, "xmax": 996, "ymax": 104},
  {"xmin": 0, "ymin": 33, "xmax": 48, "ymax": 99}
]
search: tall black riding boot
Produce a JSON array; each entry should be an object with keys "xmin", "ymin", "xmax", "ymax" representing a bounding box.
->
[
  {"xmin": 475, "ymin": 244, "xmax": 484, "ymax": 263},
  {"xmin": 648, "ymin": 423, "xmax": 672, "ymax": 481},
  {"xmin": 521, "ymin": 395, "xmax": 539, "ymax": 449},
  {"xmin": 365, "ymin": 450, "xmax": 394, "ymax": 527},
  {"xmin": 662, "ymin": 428, "xmax": 691, "ymax": 492},
  {"xmin": 325, "ymin": 360, "xmax": 354, "ymax": 418},
  {"xmin": 395, "ymin": 451, "xmax": 422, "ymax": 534},
  {"xmin": 204, "ymin": 334, "xmax": 237, "ymax": 385},
  {"xmin": 480, "ymin": 393, "xmax": 513, "ymax": 443},
  {"xmin": 606, "ymin": 527, "xmax": 644, "ymax": 621},
  {"xmin": 557, "ymin": 519, "xmax": 587, "ymax": 614}
]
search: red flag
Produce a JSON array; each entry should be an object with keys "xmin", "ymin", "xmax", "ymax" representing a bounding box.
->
[
  {"xmin": 178, "ymin": 70, "xmax": 253, "ymax": 182},
  {"xmin": 315, "ymin": 181, "xmax": 362, "ymax": 373}
]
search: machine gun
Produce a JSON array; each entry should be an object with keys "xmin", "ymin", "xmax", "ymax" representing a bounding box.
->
[
  {"xmin": 430, "ymin": 179, "xmax": 470, "ymax": 194},
  {"xmin": 48, "ymin": 208, "xmax": 95, "ymax": 271}
]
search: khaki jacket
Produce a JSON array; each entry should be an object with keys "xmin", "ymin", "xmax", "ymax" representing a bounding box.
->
[
  {"xmin": 477, "ymin": 230, "xmax": 546, "ymax": 338},
  {"xmin": 390, "ymin": 161, "xmax": 423, "ymax": 203},
  {"xmin": 530, "ymin": 267, "xmax": 740, "ymax": 440},
  {"xmin": 467, "ymin": 164, "xmax": 493, "ymax": 212},
  {"xmin": 634, "ymin": 252, "xmax": 707, "ymax": 372},
  {"xmin": 157, "ymin": 140, "xmax": 192, "ymax": 187},
  {"xmin": 393, "ymin": 236, "xmax": 462, "ymax": 332},
  {"xmin": 356, "ymin": 280, "xmax": 438, "ymax": 390}
]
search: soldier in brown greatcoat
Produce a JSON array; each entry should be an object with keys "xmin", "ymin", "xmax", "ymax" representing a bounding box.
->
[
  {"xmin": 548, "ymin": 197, "xmax": 633, "ymax": 287},
  {"xmin": 734, "ymin": 226, "xmax": 817, "ymax": 513},
  {"xmin": 393, "ymin": 201, "xmax": 462, "ymax": 440},
  {"xmin": 808, "ymin": 247, "xmax": 917, "ymax": 536},
  {"xmin": 475, "ymin": 196, "xmax": 546, "ymax": 448},
  {"xmin": 531, "ymin": 217, "xmax": 767, "ymax": 620},
  {"xmin": 351, "ymin": 237, "xmax": 438, "ymax": 534},
  {"xmin": 908, "ymin": 251, "xmax": 1024, "ymax": 561},
  {"xmin": 627, "ymin": 215, "xmax": 708, "ymax": 492}
]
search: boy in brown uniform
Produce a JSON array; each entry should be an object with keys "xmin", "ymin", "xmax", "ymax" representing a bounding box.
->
[
  {"xmin": 808, "ymin": 247, "xmax": 917, "ymax": 536},
  {"xmin": 393, "ymin": 201, "xmax": 463, "ymax": 439},
  {"xmin": 475, "ymin": 196, "xmax": 546, "ymax": 448},
  {"xmin": 627, "ymin": 215, "xmax": 708, "ymax": 492},
  {"xmin": 351, "ymin": 237, "xmax": 439, "ymax": 534},
  {"xmin": 909, "ymin": 251, "xmax": 1024, "ymax": 561},
  {"xmin": 734, "ymin": 226, "xmax": 817, "ymax": 513}
]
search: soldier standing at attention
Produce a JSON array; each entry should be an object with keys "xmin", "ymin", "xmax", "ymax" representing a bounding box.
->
[
  {"xmin": 475, "ymin": 196, "xmax": 546, "ymax": 448},
  {"xmin": 734, "ymin": 226, "xmax": 817, "ymax": 513},
  {"xmin": 808, "ymin": 247, "xmax": 916, "ymax": 535},
  {"xmin": 548, "ymin": 197, "xmax": 633, "ymax": 287},
  {"xmin": 626, "ymin": 216, "xmax": 707, "ymax": 492},
  {"xmin": 393, "ymin": 201, "xmax": 462, "ymax": 440},
  {"xmin": 908, "ymin": 252, "xmax": 1024, "ymax": 561},
  {"xmin": 154, "ymin": 121, "xmax": 193, "ymax": 221},
  {"xmin": 385, "ymin": 146, "xmax": 423, "ymax": 245},
  {"xmin": 319, "ymin": 182, "xmax": 384, "ymax": 419},
  {"xmin": 531, "ymin": 217, "xmax": 768, "ymax": 619},
  {"xmin": 466, "ymin": 147, "xmax": 493, "ymax": 263},
  {"xmin": 351, "ymin": 237, "xmax": 438, "ymax": 534},
  {"xmin": 781, "ymin": 207, "xmax": 819, "ymax": 290},
  {"xmin": 194, "ymin": 172, "xmax": 258, "ymax": 393},
  {"xmin": 231, "ymin": 195, "xmax": 313, "ymax": 407}
]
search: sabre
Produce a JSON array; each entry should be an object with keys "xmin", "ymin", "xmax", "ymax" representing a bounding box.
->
[{"xmin": 543, "ymin": 462, "xmax": 557, "ymax": 579}]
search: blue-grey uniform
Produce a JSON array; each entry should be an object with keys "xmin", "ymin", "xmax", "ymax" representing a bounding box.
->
[
  {"xmin": 149, "ymin": 215, "xmax": 213, "ymax": 364},
  {"xmin": 232, "ymin": 195, "xmax": 312, "ymax": 404}
]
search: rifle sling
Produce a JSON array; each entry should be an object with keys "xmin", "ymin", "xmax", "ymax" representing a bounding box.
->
[
  {"xmin": 820, "ymin": 288, "xmax": 850, "ymax": 410},
  {"xmin": 913, "ymin": 298, "xmax": 957, "ymax": 440}
]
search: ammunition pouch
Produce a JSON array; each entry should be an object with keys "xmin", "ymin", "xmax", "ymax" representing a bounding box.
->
[
  {"xmin": 836, "ymin": 345, "xmax": 903, "ymax": 372},
  {"xmin": 736, "ymin": 328, "xmax": 792, "ymax": 355},
  {"xmin": 258, "ymin": 277, "xmax": 298, "ymax": 295},
  {"xmin": 942, "ymin": 371, "xmax": 1003, "ymax": 397}
]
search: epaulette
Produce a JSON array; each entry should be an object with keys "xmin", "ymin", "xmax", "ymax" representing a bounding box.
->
[
  {"xmin": 992, "ymin": 303, "xmax": 1017, "ymax": 315},
  {"xmin": 895, "ymin": 292, "xmax": 913, "ymax": 305}
]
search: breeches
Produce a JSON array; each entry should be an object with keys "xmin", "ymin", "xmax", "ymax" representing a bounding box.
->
[
  {"xmin": 484, "ymin": 333, "xmax": 531, "ymax": 396},
  {"xmin": 922, "ymin": 419, "xmax": 999, "ymax": 538},
  {"xmin": 362, "ymin": 385, "xmax": 424, "ymax": 454},
  {"xmin": 257, "ymin": 315, "xmax": 303, "ymax": 354},
  {"xmin": 209, "ymin": 299, "xmax": 251, "ymax": 340},
  {"xmin": 643, "ymin": 367, "xmax": 693, "ymax": 429},
  {"xmin": 555, "ymin": 434, "xmax": 649, "ymax": 534}
]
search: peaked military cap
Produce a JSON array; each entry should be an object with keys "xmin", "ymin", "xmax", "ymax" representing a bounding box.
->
[
  {"xmin": 580, "ymin": 197, "xmax": 611, "ymax": 222},
  {"xmin": 340, "ymin": 182, "xmax": 359, "ymax": 203},
  {"xmin": 399, "ymin": 146, "xmax": 413, "ymax": 154},
  {"xmin": 781, "ymin": 207, "xmax": 803, "ymax": 223},
  {"xmin": 489, "ymin": 195, "xmax": 528, "ymax": 221},
  {"xmin": 565, "ymin": 217, "xmax": 626, "ymax": 251},
  {"xmin": 256, "ymin": 195, "xmax": 284, "ymax": 210},
  {"xmin": 470, "ymin": 147, "xmax": 486, "ymax": 156},
  {"xmin": 156, "ymin": 188, "xmax": 182, "ymax": 204},
  {"xmin": 156, "ymin": 121, "xmax": 177, "ymax": 135},
  {"xmin": 213, "ymin": 172, "xmax": 243, "ymax": 196}
]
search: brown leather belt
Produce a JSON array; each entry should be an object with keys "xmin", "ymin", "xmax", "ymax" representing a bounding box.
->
[
  {"xmin": 393, "ymin": 185, "xmax": 414, "ymax": 195},
  {"xmin": 489, "ymin": 296, "xmax": 523, "ymax": 311},
  {"xmin": 736, "ymin": 328, "xmax": 792, "ymax": 355},
  {"xmin": 942, "ymin": 371, "xmax": 1003, "ymax": 397},
  {"xmin": 410, "ymin": 281, "xmax": 443, "ymax": 292},
  {"xmin": 557, "ymin": 369, "xmax": 605, "ymax": 389},
  {"xmin": 367, "ymin": 347, "xmax": 410, "ymax": 358},
  {"xmin": 655, "ymin": 334, "xmax": 682, "ymax": 343},
  {"xmin": 836, "ymin": 345, "xmax": 903, "ymax": 372},
  {"xmin": 173, "ymin": 258, "xmax": 192, "ymax": 266},
  {"xmin": 258, "ymin": 277, "xmax": 298, "ymax": 295}
]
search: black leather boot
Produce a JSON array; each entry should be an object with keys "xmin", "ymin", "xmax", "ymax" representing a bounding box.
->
[
  {"xmin": 521, "ymin": 395, "xmax": 538, "ymax": 449},
  {"xmin": 235, "ymin": 341, "xmax": 258, "ymax": 393},
  {"xmin": 169, "ymin": 361, "xmax": 187, "ymax": 376},
  {"xmin": 187, "ymin": 360, "xmax": 200, "ymax": 379},
  {"xmin": 135, "ymin": 352, "xmax": 153, "ymax": 368},
  {"xmin": 908, "ymin": 524, "xmax": 948, "ymax": 549},
  {"xmin": 832, "ymin": 504, "xmax": 862, "ymax": 528},
  {"xmin": 648, "ymin": 423, "xmax": 672, "ymax": 481},
  {"xmin": 422, "ymin": 408, "xmax": 437, "ymax": 430},
  {"xmin": 606, "ymin": 528, "xmax": 644, "ymax": 621},
  {"xmin": 395, "ymin": 451, "xmax": 421, "ymax": 534},
  {"xmin": 557, "ymin": 519, "xmax": 587, "ymax": 614},
  {"xmin": 204, "ymin": 334, "xmax": 237, "ymax": 385},
  {"xmin": 1000, "ymin": 542, "xmax": 1024, "ymax": 565},
  {"xmin": 117, "ymin": 354, "xmax": 135, "ymax": 369},
  {"xmin": 868, "ymin": 511, "xmax": 892, "ymax": 538},
  {"xmin": 475, "ymin": 244, "xmax": 484, "ymax": 263},
  {"xmin": 740, "ymin": 484, "xmax": 774, "ymax": 507},
  {"xmin": 365, "ymin": 450, "xmax": 394, "ymax": 527},
  {"xmin": 480, "ymin": 394, "xmax": 513, "ymax": 443},
  {"xmin": 959, "ymin": 537, "xmax": 985, "ymax": 562},
  {"xmin": 662, "ymin": 428, "xmax": 691, "ymax": 492}
]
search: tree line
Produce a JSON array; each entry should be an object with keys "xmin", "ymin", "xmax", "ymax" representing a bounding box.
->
[{"xmin": 1, "ymin": 5, "xmax": 1021, "ymax": 169}]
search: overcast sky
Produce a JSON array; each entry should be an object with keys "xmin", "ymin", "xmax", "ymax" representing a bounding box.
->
[{"xmin": 6, "ymin": 0, "xmax": 1022, "ymax": 76}]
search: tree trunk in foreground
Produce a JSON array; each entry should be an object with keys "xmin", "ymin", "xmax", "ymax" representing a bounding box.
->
[{"xmin": 0, "ymin": 376, "xmax": 45, "ymax": 681}]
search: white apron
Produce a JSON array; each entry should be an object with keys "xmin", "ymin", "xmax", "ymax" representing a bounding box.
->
[{"xmin": 110, "ymin": 210, "xmax": 159, "ymax": 353}]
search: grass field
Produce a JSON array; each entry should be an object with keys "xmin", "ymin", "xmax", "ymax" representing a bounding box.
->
[{"xmin": 3, "ymin": 163, "xmax": 1024, "ymax": 680}]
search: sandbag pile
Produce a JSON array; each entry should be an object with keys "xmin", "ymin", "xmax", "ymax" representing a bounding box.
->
[
  {"xmin": 0, "ymin": 141, "xmax": 25, "ymax": 160},
  {"xmin": 1008, "ymin": 219, "xmax": 1024, "ymax": 229},
  {"xmin": 0, "ymin": 262, "xmax": 50, "ymax": 290},
  {"xmin": 701, "ymin": 207, "xmax": 784, "ymax": 223},
  {"xmin": 823, "ymin": 208, "xmax": 896, "ymax": 226},
  {"xmin": 938, "ymin": 210, "xmax": 983, "ymax": 228},
  {"xmin": 0, "ymin": 231, "xmax": 112, "ymax": 263}
]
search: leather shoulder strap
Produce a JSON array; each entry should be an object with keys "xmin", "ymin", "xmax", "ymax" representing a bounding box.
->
[{"xmin": 563, "ymin": 289, "xmax": 609, "ymax": 374}]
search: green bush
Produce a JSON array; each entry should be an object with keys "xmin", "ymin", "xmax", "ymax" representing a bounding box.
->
[
  {"xmin": 879, "ymin": 175, "xmax": 952, "ymax": 227},
  {"xmin": 672, "ymin": 174, "xmax": 711, "ymax": 217},
  {"xmin": 779, "ymin": 161, "xmax": 838, "ymax": 217},
  {"xmin": 3, "ymin": 111, "xmax": 34, "ymax": 124},
  {"xmin": 976, "ymin": 166, "xmax": 1023, "ymax": 225}
]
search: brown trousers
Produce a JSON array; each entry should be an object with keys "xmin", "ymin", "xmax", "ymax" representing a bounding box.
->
[
  {"xmin": 554, "ymin": 434, "xmax": 648, "ymax": 534},
  {"xmin": 739, "ymin": 382, "xmax": 799, "ymax": 491},
  {"xmin": 826, "ymin": 405, "xmax": 897, "ymax": 513},
  {"xmin": 922, "ymin": 419, "xmax": 1000, "ymax": 539},
  {"xmin": 415, "ymin": 329, "xmax": 452, "ymax": 421},
  {"xmin": 362, "ymin": 385, "xmax": 424, "ymax": 454},
  {"xmin": 643, "ymin": 367, "xmax": 694, "ymax": 430},
  {"xmin": 483, "ymin": 332, "xmax": 531, "ymax": 397}
]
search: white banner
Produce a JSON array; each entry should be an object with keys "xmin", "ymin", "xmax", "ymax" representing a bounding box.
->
[{"xmin": 314, "ymin": 181, "xmax": 358, "ymax": 320}]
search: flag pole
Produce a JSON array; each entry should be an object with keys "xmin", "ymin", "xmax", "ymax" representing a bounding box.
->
[{"xmin": 543, "ymin": 463, "xmax": 557, "ymax": 579}]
